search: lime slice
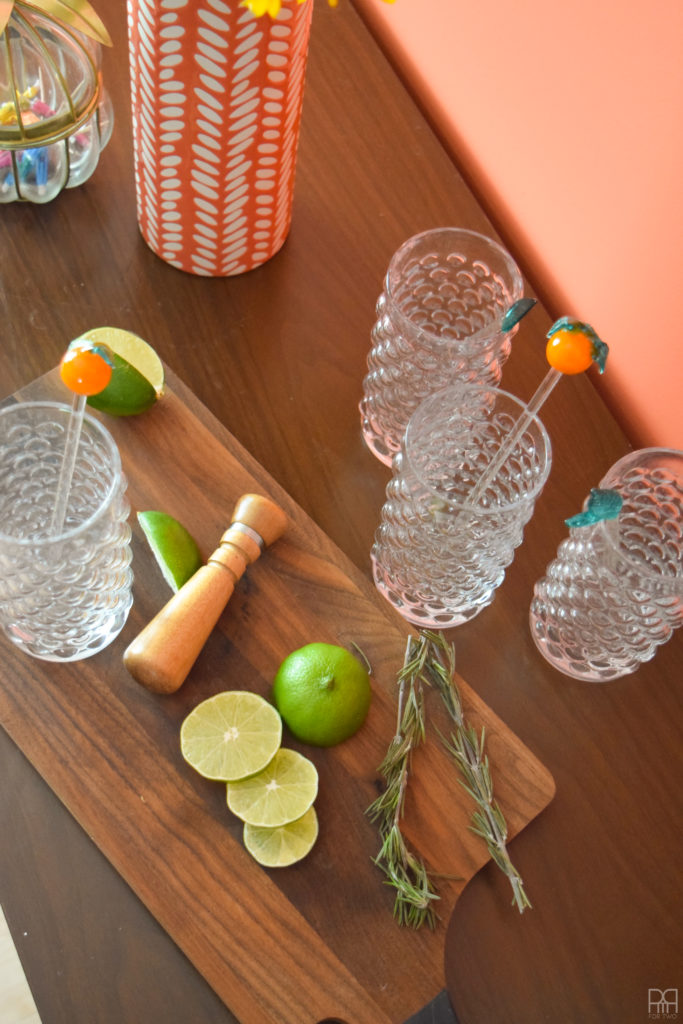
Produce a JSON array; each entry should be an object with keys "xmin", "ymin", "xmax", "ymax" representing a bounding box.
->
[
  {"xmin": 137, "ymin": 510, "xmax": 202, "ymax": 592},
  {"xmin": 180, "ymin": 692, "xmax": 282, "ymax": 782},
  {"xmin": 243, "ymin": 806, "xmax": 318, "ymax": 868},
  {"xmin": 80, "ymin": 326, "xmax": 164, "ymax": 416},
  {"xmin": 227, "ymin": 747, "xmax": 318, "ymax": 827}
]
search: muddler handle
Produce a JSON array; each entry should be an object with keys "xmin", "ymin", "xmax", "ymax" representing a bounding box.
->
[{"xmin": 124, "ymin": 493, "xmax": 287, "ymax": 694}]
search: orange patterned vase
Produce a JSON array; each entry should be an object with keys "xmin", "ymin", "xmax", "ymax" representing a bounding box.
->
[{"xmin": 126, "ymin": 0, "xmax": 313, "ymax": 276}]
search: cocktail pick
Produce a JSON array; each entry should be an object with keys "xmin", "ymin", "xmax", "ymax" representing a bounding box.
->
[
  {"xmin": 565, "ymin": 487, "xmax": 623, "ymax": 527},
  {"xmin": 467, "ymin": 317, "xmax": 609, "ymax": 507},
  {"xmin": 467, "ymin": 297, "xmax": 537, "ymax": 344},
  {"xmin": 500, "ymin": 297, "xmax": 537, "ymax": 332},
  {"xmin": 49, "ymin": 339, "xmax": 114, "ymax": 535}
]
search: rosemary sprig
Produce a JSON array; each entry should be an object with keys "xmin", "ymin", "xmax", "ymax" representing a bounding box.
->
[
  {"xmin": 368, "ymin": 629, "xmax": 531, "ymax": 927},
  {"xmin": 366, "ymin": 636, "xmax": 440, "ymax": 929},
  {"xmin": 422, "ymin": 630, "xmax": 532, "ymax": 913}
]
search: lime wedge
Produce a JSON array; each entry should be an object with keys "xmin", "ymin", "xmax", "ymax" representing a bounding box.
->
[
  {"xmin": 80, "ymin": 326, "xmax": 164, "ymax": 416},
  {"xmin": 227, "ymin": 747, "xmax": 318, "ymax": 827},
  {"xmin": 243, "ymin": 806, "xmax": 318, "ymax": 868},
  {"xmin": 180, "ymin": 692, "xmax": 282, "ymax": 782},
  {"xmin": 137, "ymin": 510, "xmax": 202, "ymax": 592}
]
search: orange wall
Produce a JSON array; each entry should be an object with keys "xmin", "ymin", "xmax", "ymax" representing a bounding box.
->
[{"xmin": 355, "ymin": 0, "xmax": 683, "ymax": 449}]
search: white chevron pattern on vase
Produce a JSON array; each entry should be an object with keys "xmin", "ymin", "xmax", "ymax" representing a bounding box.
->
[{"xmin": 127, "ymin": 0, "xmax": 313, "ymax": 276}]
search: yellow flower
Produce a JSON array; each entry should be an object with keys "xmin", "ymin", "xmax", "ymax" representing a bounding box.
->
[
  {"xmin": 241, "ymin": 0, "xmax": 283, "ymax": 15},
  {"xmin": 242, "ymin": 0, "xmax": 394, "ymax": 17}
]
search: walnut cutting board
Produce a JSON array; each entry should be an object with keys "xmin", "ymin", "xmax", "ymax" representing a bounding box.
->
[{"xmin": 0, "ymin": 370, "xmax": 555, "ymax": 1024}]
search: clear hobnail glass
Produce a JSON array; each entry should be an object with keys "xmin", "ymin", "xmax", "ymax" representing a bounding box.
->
[
  {"xmin": 0, "ymin": 402, "xmax": 133, "ymax": 661},
  {"xmin": 371, "ymin": 384, "xmax": 551, "ymax": 627},
  {"xmin": 529, "ymin": 448, "xmax": 683, "ymax": 682},
  {"xmin": 0, "ymin": 6, "xmax": 113, "ymax": 203},
  {"xmin": 360, "ymin": 228, "xmax": 524, "ymax": 466}
]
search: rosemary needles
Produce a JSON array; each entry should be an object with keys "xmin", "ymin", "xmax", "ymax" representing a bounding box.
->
[
  {"xmin": 366, "ymin": 630, "xmax": 531, "ymax": 928},
  {"xmin": 366, "ymin": 636, "xmax": 440, "ymax": 929},
  {"xmin": 424, "ymin": 631, "xmax": 532, "ymax": 914}
]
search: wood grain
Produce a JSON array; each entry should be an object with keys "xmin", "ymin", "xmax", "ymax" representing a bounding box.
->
[{"xmin": 0, "ymin": 370, "xmax": 554, "ymax": 1024}]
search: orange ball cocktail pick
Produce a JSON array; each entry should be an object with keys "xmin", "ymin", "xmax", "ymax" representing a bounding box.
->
[
  {"xmin": 124, "ymin": 494, "xmax": 287, "ymax": 694},
  {"xmin": 50, "ymin": 339, "xmax": 114, "ymax": 536},
  {"xmin": 466, "ymin": 317, "xmax": 609, "ymax": 508}
]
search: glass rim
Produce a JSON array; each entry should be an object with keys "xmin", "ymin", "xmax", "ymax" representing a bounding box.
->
[
  {"xmin": 384, "ymin": 227, "xmax": 525, "ymax": 345},
  {"xmin": 0, "ymin": 400, "xmax": 122, "ymax": 547},
  {"xmin": 403, "ymin": 383, "xmax": 552, "ymax": 514},
  {"xmin": 598, "ymin": 446, "xmax": 683, "ymax": 587}
]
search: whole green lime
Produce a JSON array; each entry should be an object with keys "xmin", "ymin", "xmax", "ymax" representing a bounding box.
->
[{"xmin": 271, "ymin": 643, "xmax": 372, "ymax": 747}]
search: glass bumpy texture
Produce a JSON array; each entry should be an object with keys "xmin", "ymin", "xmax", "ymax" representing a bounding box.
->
[
  {"xmin": 360, "ymin": 228, "xmax": 523, "ymax": 466},
  {"xmin": 372, "ymin": 387, "xmax": 550, "ymax": 627},
  {"xmin": 0, "ymin": 406, "xmax": 133, "ymax": 661},
  {"xmin": 530, "ymin": 452, "xmax": 683, "ymax": 681}
]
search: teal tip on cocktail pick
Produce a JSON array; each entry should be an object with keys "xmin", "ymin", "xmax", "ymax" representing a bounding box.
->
[
  {"xmin": 565, "ymin": 487, "xmax": 623, "ymax": 527},
  {"xmin": 67, "ymin": 337, "xmax": 115, "ymax": 368},
  {"xmin": 591, "ymin": 336, "xmax": 609, "ymax": 374},
  {"xmin": 501, "ymin": 297, "xmax": 536, "ymax": 332}
]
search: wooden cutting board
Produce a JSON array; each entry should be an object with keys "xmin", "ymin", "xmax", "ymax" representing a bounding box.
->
[{"xmin": 0, "ymin": 370, "xmax": 555, "ymax": 1024}]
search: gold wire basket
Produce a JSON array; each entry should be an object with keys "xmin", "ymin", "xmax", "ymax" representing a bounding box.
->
[{"xmin": 0, "ymin": 1, "xmax": 112, "ymax": 202}]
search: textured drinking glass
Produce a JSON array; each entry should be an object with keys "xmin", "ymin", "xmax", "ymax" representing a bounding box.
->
[
  {"xmin": 529, "ymin": 448, "xmax": 683, "ymax": 682},
  {"xmin": 0, "ymin": 402, "xmax": 133, "ymax": 661},
  {"xmin": 371, "ymin": 384, "xmax": 552, "ymax": 627},
  {"xmin": 360, "ymin": 227, "xmax": 525, "ymax": 466}
]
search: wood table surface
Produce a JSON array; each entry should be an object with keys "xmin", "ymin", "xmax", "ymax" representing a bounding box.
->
[{"xmin": 0, "ymin": 2, "xmax": 680, "ymax": 1023}]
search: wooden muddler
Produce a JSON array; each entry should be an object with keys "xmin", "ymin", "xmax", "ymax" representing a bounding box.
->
[{"xmin": 124, "ymin": 493, "xmax": 287, "ymax": 694}]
